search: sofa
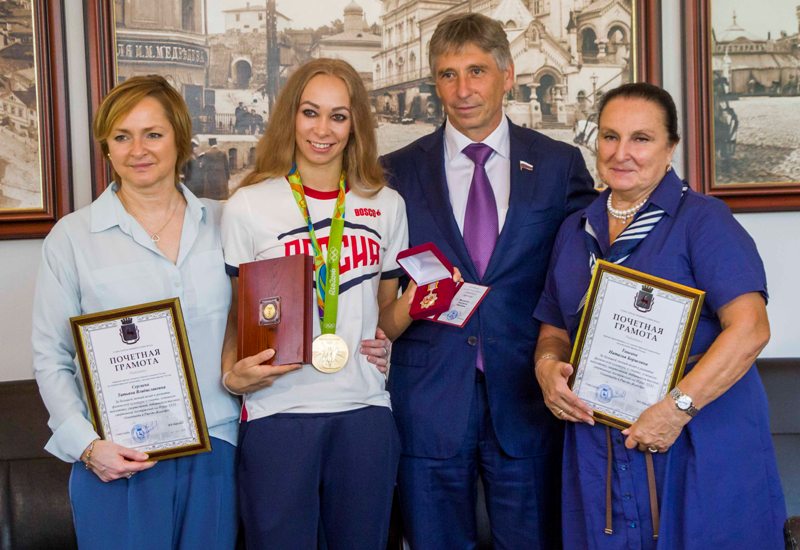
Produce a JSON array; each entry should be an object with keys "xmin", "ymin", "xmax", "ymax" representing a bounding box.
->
[
  {"xmin": 0, "ymin": 380, "xmax": 76, "ymax": 550},
  {"xmin": 2, "ymin": 359, "xmax": 798, "ymax": 550},
  {"xmin": 761, "ymin": 359, "xmax": 800, "ymax": 549}
]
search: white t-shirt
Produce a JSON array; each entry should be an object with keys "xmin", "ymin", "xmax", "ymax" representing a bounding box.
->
[{"xmin": 222, "ymin": 176, "xmax": 408, "ymax": 421}]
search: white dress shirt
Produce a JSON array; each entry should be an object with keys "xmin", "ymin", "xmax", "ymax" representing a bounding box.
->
[{"xmin": 443, "ymin": 116, "xmax": 511, "ymax": 234}]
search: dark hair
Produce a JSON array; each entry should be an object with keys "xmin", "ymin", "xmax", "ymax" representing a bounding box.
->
[
  {"xmin": 93, "ymin": 75, "xmax": 192, "ymax": 183},
  {"xmin": 597, "ymin": 82, "xmax": 680, "ymax": 144},
  {"xmin": 428, "ymin": 13, "xmax": 512, "ymax": 74}
]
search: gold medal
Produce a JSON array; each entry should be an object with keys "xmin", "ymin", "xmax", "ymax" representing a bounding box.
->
[
  {"xmin": 262, "ymin": 303, "xmax": 277, "ymax": 320},
  {"xmin": 312, "ymin": 333, "xmax": 349, "ymax": 373},
  {"xmin": 258, "ymin": 297, "xmax": 281, "ymax": 326},
  {"xmin": 420, "ymin": 282, "xmax": 439, "ymax": 309}
]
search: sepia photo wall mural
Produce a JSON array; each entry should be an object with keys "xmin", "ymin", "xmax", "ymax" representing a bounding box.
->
[
  {"xmin": 0, "ymin": 0, "xmax": 41, "ymax": 210},
  {"xmin": 0, "ymin": 0, "xmax": 70, "ymax": 240},
  {"xmin": 98, "ymin": 0, "xmax": 640, "ymax": 198},
  {"xmin": 709, "ymin": 0, "xmax": 800, "ymax": 186}
]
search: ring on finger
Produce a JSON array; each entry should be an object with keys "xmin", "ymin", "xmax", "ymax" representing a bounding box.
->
[
  {"xmin": 126, "ymin": 472, "xmax": 134, "ymax": 479},
  {"xmin": 647, "ymin": 446, "xmax": 658, "ymax": 454},
  {"xmin": 556, "ymin": 407, "xmax": 565, "ymax": 418}
]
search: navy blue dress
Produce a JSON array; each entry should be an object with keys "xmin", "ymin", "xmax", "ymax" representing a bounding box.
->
[{"xmin": 534, "ymin": 170, "xmax": 786, "ymax": 549}]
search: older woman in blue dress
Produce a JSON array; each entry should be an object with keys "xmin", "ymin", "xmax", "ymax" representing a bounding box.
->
[{"xmin": 533, "ymin": 82, "xmax": 785, "ymax": 548}]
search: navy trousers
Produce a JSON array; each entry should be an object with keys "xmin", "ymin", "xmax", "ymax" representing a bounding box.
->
[
  {"xmin": 238, "ymin": 405, "xmax": 401, "ymax": 549},
  {"xmin": 69, "ymin": 437, "xmax": 237, "ymax": 550},
  {"xmin": 397, "ymin": 373, "xmax": 562, "ymax": 549}
]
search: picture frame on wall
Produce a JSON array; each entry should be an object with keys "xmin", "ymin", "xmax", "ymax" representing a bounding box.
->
[
  {"xmin": 0, "ymin": 0, "xmax": 71, "ymax": 239},
  {"xmin": 684, "ymin": 0, "xmax": 800, "ymax": 211},
  {"xmin": 86, "ymin": 0, "xmax": 662, "ymax": 197}
]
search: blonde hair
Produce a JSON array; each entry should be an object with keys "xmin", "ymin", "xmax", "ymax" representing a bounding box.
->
[
  {"xmin": 93, "ymin": 75, "xmax": 192, "ymax": 183},
  {"xmin": 241, "ymin": 58, "xmax": 384, "ymax": 195}
]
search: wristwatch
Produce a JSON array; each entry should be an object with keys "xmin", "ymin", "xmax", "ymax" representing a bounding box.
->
[{"xmin": 669, "ymin": 387, "xmax": 698, "ymax": 417}]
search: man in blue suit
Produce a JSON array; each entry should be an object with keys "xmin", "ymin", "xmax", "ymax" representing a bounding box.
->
[{"xmin": 382, "ymin": 13, "xmax": 596, "ymax": 549}]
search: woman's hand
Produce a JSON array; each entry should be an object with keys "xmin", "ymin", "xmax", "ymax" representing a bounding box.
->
[
  {"xmin": 224, "ymin": 349, "xmax": 302, "ymax": 394},
  {"xmin": 82, "ymin": 439, "xmax": 156, "ymax": 482},
  {"xmin": 535, "ymin": 357, "xmax": 595, "ymax": 425},
  {"xmin": 535, "ymin": 323, "xmax": 594, "ymax": 424},
  {"xmin": 622, "ymin": 292, "xmax": 770, "ymax": 454},
  {"xmin": 360, "ymin": 327, "xmax": 392, "ymax": 374},
  {"xmin": 622, "ymin": 397, "xmax": 689, "ymax": 453}
]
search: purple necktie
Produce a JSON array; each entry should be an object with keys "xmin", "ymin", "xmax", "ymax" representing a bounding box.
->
[
  {"xmin": 462, "ymin": 143, "xmax": 498, "ymax": 278},
  {"xmin": 462, "ymin": 143, "xmax": 497, "ymax": 372}
]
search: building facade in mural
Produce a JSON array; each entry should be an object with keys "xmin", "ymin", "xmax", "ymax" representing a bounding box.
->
[
  {"xmin": 109, "ymin": 0, "xmax": 635, "ymax": 191},
  {"xmin": 371, "ymin": 0, "xmax": 633, "ymax": 129},
  {"xmin": 0, "ymin": 0, "xmax": 39, "ymax": 210},
  {"xmin": 712, "ymin": 10, "xmax": 800, "ymax": 97},
  {"xmin": 111, "ymin": 1, "xmax": 382, "ymax": 196},
  {"xmin": 113, "ymin": 0, "xmax": 266, "ymax": 196},
  {"xmin": 113, "ymin": 0, "xmax": 207, "ymax": 113},
  {"xmin": 310, "ymin": 2, "xmax": 381, "ymax": 86},
  {"xmin": 710, "ymin": 5, "xmax": 800, "ymax": 183},
  {"xmin": 206, "ymin": 2, "xmax": 293, "ymax": 93}
]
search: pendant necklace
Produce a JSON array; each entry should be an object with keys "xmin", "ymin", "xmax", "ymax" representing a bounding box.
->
[{"xmin": 119, "ymin": 191, "xmax": 181, "ymax": 242}]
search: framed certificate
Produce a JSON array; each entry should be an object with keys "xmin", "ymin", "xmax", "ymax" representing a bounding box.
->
[
  {"xmin": 70, "ymin": 298, "xmax": 211, "ymax": 460},
  {"xmin": 569, "ymin": 260, "xmax": 706, "ymax": 430}
]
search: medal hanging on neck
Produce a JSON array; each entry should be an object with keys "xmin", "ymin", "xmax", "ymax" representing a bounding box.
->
[{"xmin": 287, "ymin": 167, "xmax": 349, "ymax": 373}]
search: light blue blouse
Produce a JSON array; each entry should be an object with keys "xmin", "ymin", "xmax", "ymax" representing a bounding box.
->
[{"xmin": 32, "ymin": 183, "xmax": 239, "ymax": 462}]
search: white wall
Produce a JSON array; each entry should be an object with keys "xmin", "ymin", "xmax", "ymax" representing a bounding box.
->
[
  {"xmin": 0, "ymin": 0, "xmax": 92, "ymax": 381},
  {"xmin": 736, "ymin": 212, "xmax": 799, "ymax": 356},
  {"xmin": 0, "ymin": 240, "xmax": 40, "ymax": 379},
  {"xmin": 0, "ymin": 0, "xmax": 797, "ymax": 381}
]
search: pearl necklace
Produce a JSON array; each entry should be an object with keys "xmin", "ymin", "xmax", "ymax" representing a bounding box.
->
[{"xmin": 606, "ymin": 193, "xmax": 648, "ymax": 224}]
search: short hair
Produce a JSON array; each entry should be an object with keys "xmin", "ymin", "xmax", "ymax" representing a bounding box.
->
[
  {"xmin": 93, "ymin": 75, "xmax": 192, "ymax": 183},
  {"xmin": 428, "ymin": 13, "xmax": 512, "ymax": 75},
  {"xmin": 241, "ymin": 58, "xmax": 384, "ymax": 195},
  {"xmin": 597, "ymin": 82, "xmax": 680, "ymax": 145}
]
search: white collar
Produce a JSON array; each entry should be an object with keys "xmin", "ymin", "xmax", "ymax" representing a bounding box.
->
[{"xmin": 444, "ymin": 115, "xmax": 510, "ymax": 162}]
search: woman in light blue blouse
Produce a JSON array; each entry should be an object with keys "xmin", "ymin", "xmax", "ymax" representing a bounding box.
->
[{"xmin": 31, "ymin": 76, "xmax": 240, "ymax": 549}]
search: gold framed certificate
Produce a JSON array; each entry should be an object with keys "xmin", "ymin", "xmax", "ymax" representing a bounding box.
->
[
  {"xmin": 70, "ymin": 298, "xmax": 211, "ymax": 460},
  {"xmin": 569, "ymin": 260, "xmax": 705, "ymax": 430}
]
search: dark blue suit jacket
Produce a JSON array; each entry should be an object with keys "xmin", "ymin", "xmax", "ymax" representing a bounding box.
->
[{"xmin": 383, "ymin": 120, "xmax": 596, "ymax": 459}]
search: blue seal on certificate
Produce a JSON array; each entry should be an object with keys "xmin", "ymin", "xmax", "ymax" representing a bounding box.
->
[
  {"xmin": 597, "ymin": 384, "xmax": 614, "ymax": 403},
  {"xmin": 445, "ymin": 310, "xmax": 459, "ymax": 321},
  {"xmin": 131, "ymin": 423, "xmax": 150, "ymax": 443}
]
